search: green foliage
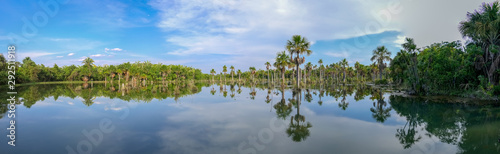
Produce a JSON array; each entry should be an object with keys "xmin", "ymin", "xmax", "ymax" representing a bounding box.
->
[
  {"xmin": 374, "ymin": 79, "xmax": 388, "ymax": 85},
  {"xmin": 493, "ymin": 85, "xmax": 500, "ymax": 96}
]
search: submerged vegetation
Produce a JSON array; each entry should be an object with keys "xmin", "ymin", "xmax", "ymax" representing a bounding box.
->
[{"xmin": 0, "ymin": 2, "xmax": 499, "ymax": 100}]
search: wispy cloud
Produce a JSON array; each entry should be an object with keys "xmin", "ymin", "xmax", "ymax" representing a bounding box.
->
[
  {"xmin": 56, "ymin": 56, "xmax": 64, "ymax": 58},
  {"xmin": 325, "ymin": 52, "xmax": 349, "ymax": 58},
  {"xmin": 68, "ymin": 53, "xmax": 75, "ymax": 56},
  {"xmin": 105, "ymin": 48, "xmax": 123, "ymax": 52},
  {"xmin": 18, "ymin": 51, "xmax": 56, "ymax": 59},
  {"xmin": 90, "ymin": 54, "xmax": 106, "ymax": 58}
]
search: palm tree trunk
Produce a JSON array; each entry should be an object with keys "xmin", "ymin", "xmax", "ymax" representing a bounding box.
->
[
  {"xmin": 282, "ymin": 68, "xmax": 285, "ymax": 85},
  {"xmin": 296, "ymin": 57, "xmax": 300, "ymax": 88}
]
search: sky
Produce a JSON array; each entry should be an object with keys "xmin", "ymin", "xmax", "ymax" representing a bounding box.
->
[{"xmin": 0, "ymin": 0, "xmax": 489, "ymax": 73}]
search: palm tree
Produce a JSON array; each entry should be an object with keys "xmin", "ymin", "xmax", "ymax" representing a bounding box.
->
[
  {"xmin": 305, "ymin": 62, "xmax": 313, "ymax": 83},
  {"xmin": 340, "ymin": 58, "xmax": 348, "ymax": 83},
  {"xmin": 400, "ymin": 38, "xmax": 420, "ymax": 91},
  {"xmin": 286, "ymin": 35, "xmax": 312, "ymax": 88},
  {"xmin": 265, "ymin": 62, "xmax": 271, "ymax": 83},
  {"xmin": 237, "ymin": 69, "xmax": 242, "ymax": 81},
  {"xmin": 318, "ymin": 59, "xmax": 323, "ymax": 81},
  {"xmin": 82, "ymin": 57, "xmax": 95, "ymax": 82},
  {"xmin": 354, "ymin": 61, "xmax": 361, "ymax": 82},
  {"xmin": 274, "ymin": 51, "xmax": 291, "ymax": 85},
  {"xmin": 459, "ymin": 2, "xmax": 500, "ymax": 84},
  {"xmin": 371, "ymin": 46, "xmax": 392, "ymax": 80},
  {"xmin": 249, "ymin": 67, "xmax": 256, "ymax": 82},
  {"xmin": 210, "ymin": 69, "xmax": 216, "ymax": 82},
  {"xmin": 230, "ymin": 65, "xmax": 235, "ymax": 82},
  {"xmin": 222, "ymin": 65, "xmax": 227, "ymax": 82}
]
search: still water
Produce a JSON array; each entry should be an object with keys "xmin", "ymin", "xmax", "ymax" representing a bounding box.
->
[{"xmin": 0, "ymin": 82, "xmax": 499, "ymax": 154}]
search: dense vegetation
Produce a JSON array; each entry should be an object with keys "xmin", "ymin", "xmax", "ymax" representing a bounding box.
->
[{"xmin": 1, "ymin": 2, "xmax": 500, "ymax": 99}]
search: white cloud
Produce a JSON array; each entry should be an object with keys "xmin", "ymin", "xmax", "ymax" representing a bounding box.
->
[
  {"xmin": 18, "ymin": 51, "xmax": 56, "ymax": 59},
  {"xmin": 68, "ymin": 53, "xmax": 75, "ymax": 56},
  {"xmin": 56, "ymin": 56, "xmax": 64, "ymax": 58},
  {"xmin": 390, "ymin": 0, "xmax": 486, "ymax": 47},
  {"xmin": 105, "ymin": 48, "xmax": 123, "ymax": 52},
  {"xmin": 90, "ymin": 54, "xmax": 106, "ymax": 58},
  {"xmin": 393, "ymin": 35, "xmax": 406, "ymax": 48},
  {"xmin": 78, "ymin": 56, "xmax": 87, "ymax": 61},
  {"xmin": 148, "ymin": 0, "xmax": 405, "ymax": 71},
  {"xmin": 325, "ymin": 51, "xmax": 349, "ymax": 58}
]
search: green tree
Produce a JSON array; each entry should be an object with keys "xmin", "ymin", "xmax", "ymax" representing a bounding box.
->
[
  {"xmin": 371, "ymin": 46, "xmax": 392, "ymax": 80},
  {"xmin": 340, "ymin": 58, "xmax": 348, "ymax": 83},
  {"xmin": 80, "ymin": 57, "xmax": 95, "ymax": 82},
  {"xmin": 274, "ymin": 51, "xmax": 291, "ymax": 85},
  {"xmin": 459, "ymin": 1, "xmax": 500, "ymax": 85},
  {"xmin": 230, "ymin": 65, "xmax": 235, "ymax": 82},
  {"xmin": 265, "ymin": 62, "xmax": 271, "ymax": 83},
  {"xmin": 286, "ymin": 35, "xmax": 312, "ymax": 87},
  {"xmin": 223, "ymin": 65, "xmax": 227, "ymax": 82},
  {"xmin": 249, "ymin": 67, "xmax": 256, "ymax": 82}
]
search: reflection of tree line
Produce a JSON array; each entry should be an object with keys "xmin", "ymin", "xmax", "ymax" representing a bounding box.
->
[
  {"xmin": 0, "ymin": 82, "xmax": 205, "ymax": 112},
  {"xmin": 266, "ymin": 84, "xmax": 390, "ymax": 142},
  {"xmin": 390, "ymin": 96, "xmax": 500, "ymax": 153}
]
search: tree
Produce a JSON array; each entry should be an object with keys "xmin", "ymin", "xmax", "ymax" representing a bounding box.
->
[
  {"xmin": 318, "ymin": 59, "xmax": 323, "ymax": 81},
  {"xmin": 340, "ymin": 58, "xmax": 348, "ymax": 83},
  {"xmin": 459, "ymin": 2, "xmax": 500, "ymax": 85},
  {"xmin": 371, "ymin": 46, "xmax": 392, "ymax": 79},
  {"xmin": 265, "ymin": 62, "xmax": 271, "ymax": 83},
  {"xmin": 274, "ymin": 51, "xmax": 291, "ymax": 85},
  {"xmin": 81, "ymin": 57, "xmax": 95, "ymax": 82},
  {"xmin": 249, "ymin": 67, "xmax": 256, "ymax": 82},
  {"xmin": 223, "ymin": 65, "xmax": 227, "ymax": 82},
  {"xmin": 20, "ymin": 57, "xmax": 40, "ymax": 82},
  {"xmin": 237, "ymin": 69, "xmax": 242, "ymax": 81},
  {"xmin": 286, "ymin": 35, "xmax": 312, "ymax": 87},
  {"xmin": 355, "ymin": 61, "xmax": 361, "ymax": 81},
  {"xmin": 305, "ymin": 62, "xmax": 313, "ymax": 83},
  {"xmin": 230, "ymin": 65, "xmax": 235, "ymax": 82},
  {"xmin": 210, "ymin": 69, "xmax": 216, "ymax": 82}
]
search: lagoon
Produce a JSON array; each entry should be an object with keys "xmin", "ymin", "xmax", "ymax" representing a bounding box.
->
[{"xmin": 0, "ymin": 83, "xmax": 499, "ymax": 154}]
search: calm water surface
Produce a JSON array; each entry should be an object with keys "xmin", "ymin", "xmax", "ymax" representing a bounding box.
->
[{"xmin": 0, "ymin": 83, "xmax": 499, "ymax": 154}]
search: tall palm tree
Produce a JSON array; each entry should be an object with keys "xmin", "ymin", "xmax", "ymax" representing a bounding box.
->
[
  {"xmin": 286, "ymin": 35, "xmax": 312, "ymax": 88},
  {"xmin": 371, "ymin": 46, "xmax": 392, "ymax": 79},
  {"xmin": 82, "ymin": 57, "xmax": 95, "ymax": 82},
  {"xmin": 237, "ymin": 69, "xmax": 242, "ymax": 81},
  {"xmin": 249, "ymin": 67, "xmax": 256, "ymax": 82},
  {"xmin": 340, "ymin": 58, "xmax": 348, "ymax": 83},
  {"xmin": 318, "ymin": 59, "xmax": 323, "ymax": 81},
  {"xmin": 459, "ymin": 2, "xmax": 500, "ymax": 85},
  {"xmin": 274, "ymin": 51, "xmax": 291, "ymax": 85},
  {"xmin": 222, "ymin": 65, "xmax": 227, "ymax": 82},
  {"xmin": 402, "ymin": 38, "xmax": 420, "ymax": 91},
  {"xmin": 210, "ymin": 69, "xmax": 216, "ymax": 82},
  {"xmin": 305, "ymin": 62, "xmax": 313, "ymax": 83},
  {"xmin": 354, "ymin": 61, "xmax": 361, "ymax": 81},
  {"xmin": 230, "ymin": 65, "xmax": 235, "ymax": 82},
  {"xmin": 265, "ymin": 62, "xmax": 271, "ymax": 83}
]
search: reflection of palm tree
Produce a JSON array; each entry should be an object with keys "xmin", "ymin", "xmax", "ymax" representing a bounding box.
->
[
  {"xmin": 274, "ymin": 87, "xmax": 292, "ymax": 119},
  {"xmin": 396, "ymin": 120, "xmax": 422, "ymax": 149},
  {"xmin": 237, "ymin": 85, "xmax": 242, "ymax": 94},
  {"xmin": 304, "ymin": 89, "xmax": 313, "ymax": 103},
  {"xmin": 210, "ymin": 87, "xmax": 216, "ymax": 95},
  {"xmin": 249, "ymin": 83, "xmax": 256, "ymax": 100},
  {"xmin": 370, "ymin": 91, "xmax": 391, "ymax": 123},
  {"xmin": 286, "ymin": 88, "xmax": 312, "ymax": 142},
  {"xmin": 338, "ymin": 85, "xmax": 349, "ymax": 110}
]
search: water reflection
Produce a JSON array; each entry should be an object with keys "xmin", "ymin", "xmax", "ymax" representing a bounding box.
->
[{"xmin": 0, "ymin": 82, "xmax": 499, "ymax": 153}]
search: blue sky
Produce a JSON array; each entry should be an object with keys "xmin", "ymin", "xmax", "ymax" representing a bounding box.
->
[{"xmin": 0, "ymin": 0, "xmax": 487, "ymax": 73}]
